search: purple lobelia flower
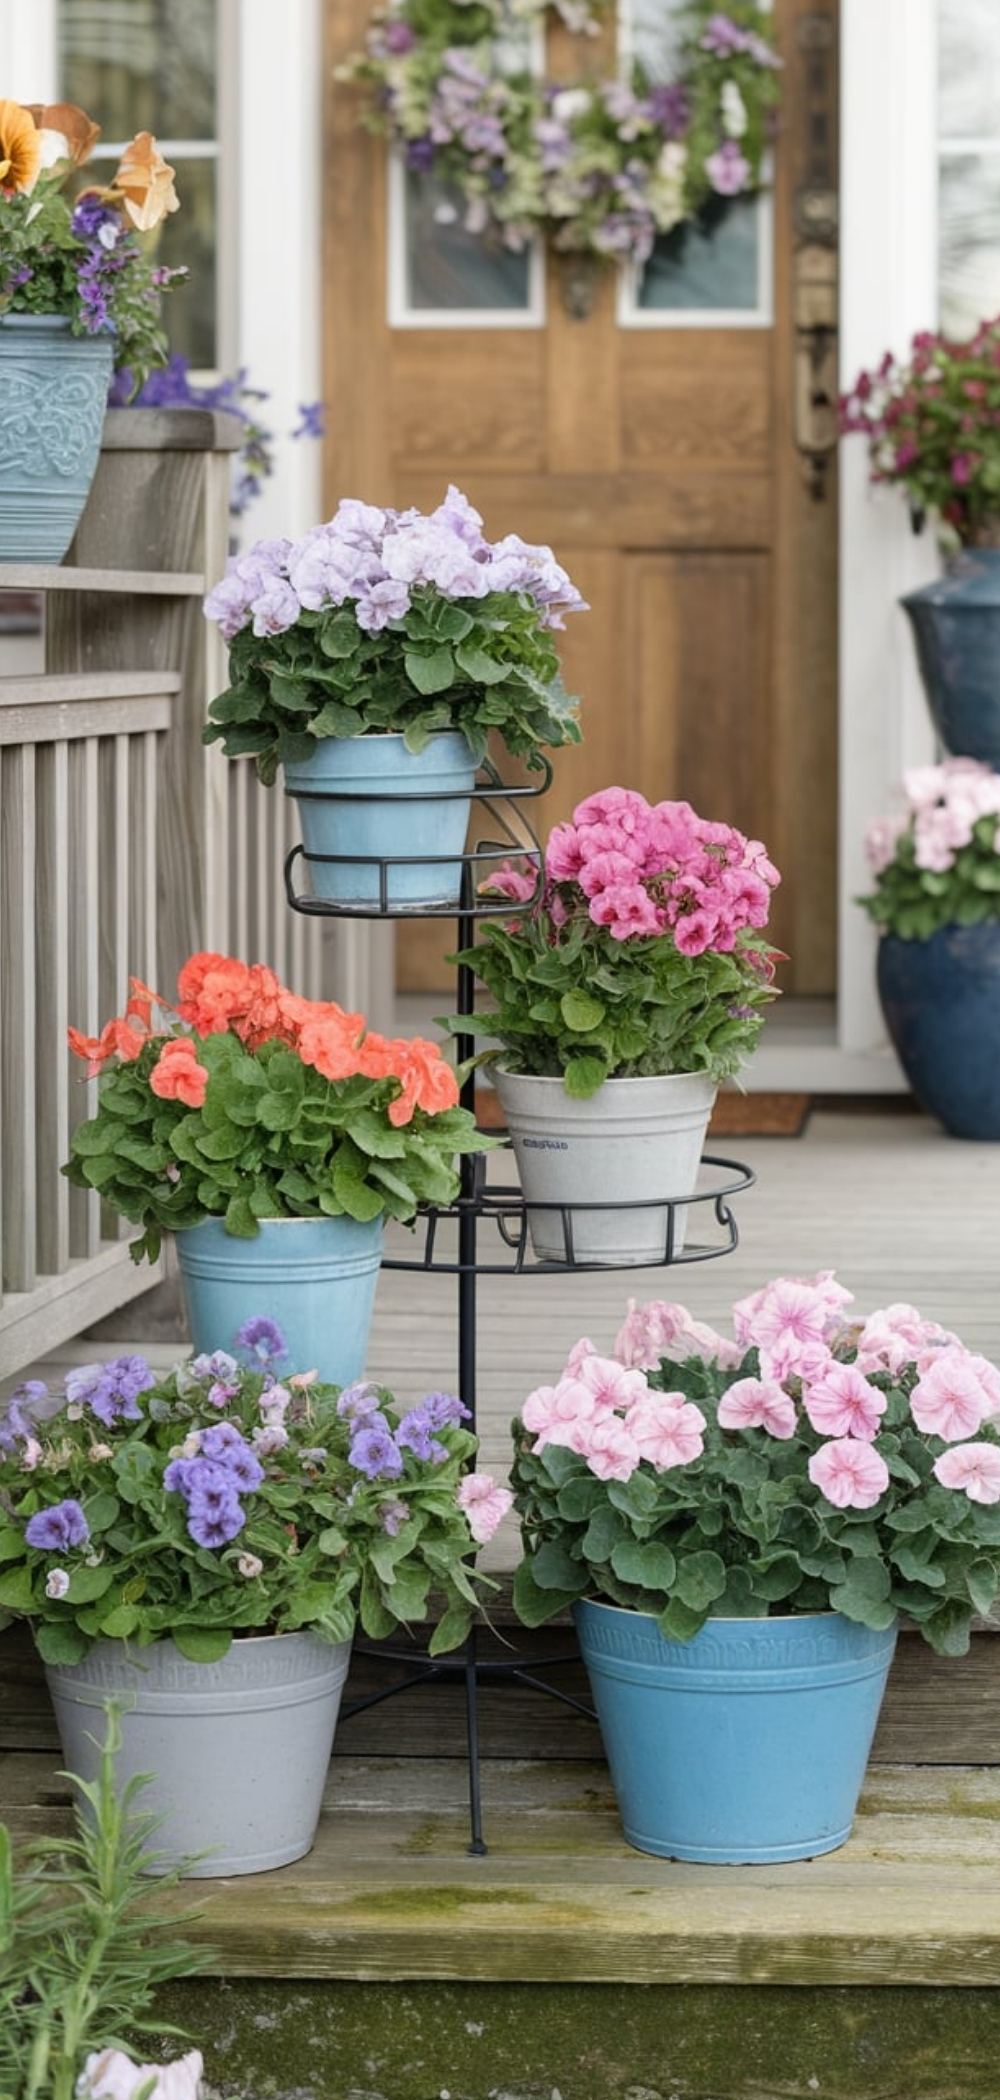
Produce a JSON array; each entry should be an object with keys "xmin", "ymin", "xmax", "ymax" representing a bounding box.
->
[
  {"xmin": 25, "ymin": 1499, "xmax": 90, "ymax": 1550},
  {"xmin": 65, "ymin": 1356, "xmax": 155, "ymax": 1428}
]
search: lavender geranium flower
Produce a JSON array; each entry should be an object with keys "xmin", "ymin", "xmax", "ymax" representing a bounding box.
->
[{"xmin": 25, "ymin": 1499, "xmax": 90, "ymax": 1551}]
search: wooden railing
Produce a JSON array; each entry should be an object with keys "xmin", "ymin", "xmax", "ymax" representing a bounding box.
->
[
  {"xmin": 0, "ymin": 408, "xmax": 392, "ymax": 1380},
  {"xmin": 0, "ymin": 667, "xmax": 178, "ymax": 1376}
]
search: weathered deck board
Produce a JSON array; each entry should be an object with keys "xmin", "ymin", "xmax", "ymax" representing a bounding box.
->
[{"xmin": 4, "ymin": 1736, "xmax": 1000, "ymax": 1987}]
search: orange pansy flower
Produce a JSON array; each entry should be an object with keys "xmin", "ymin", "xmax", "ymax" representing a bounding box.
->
[
  {"xmin": 0, "ymin": 100, "xmax": 40, "ymax": 193},
  {"xmin": 112, "ymin": 130, "xmax": 179, "ymax": 230}
]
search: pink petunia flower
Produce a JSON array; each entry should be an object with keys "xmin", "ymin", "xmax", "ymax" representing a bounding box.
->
[
  {"xmin": 910, "ymin": 1349, "xmax": 994, "ymax": 1441},
  {"xmin": 614, "ymin": 1297, "xmax": 743, "ymax": 1371},
  {"xmin": 519, "ymin": 1380, "xmax": 598, "ymax": 1453},
  {"xmin": 808, "ymin": 1437, "xmax": 890, "ymax": 1509},
  {"xmin": 716, "ymin": 1376, "xmax": 798, "ymax": 1439},
  {"xmin": 933, "ymin": 1443, "xmax": 1000, "ymax": 1505},
  {"xmin": 456, "ymin": 1472, "xmax": 515, "ymax": 1543},
  {"xmin": 733, "ymin": 1272, "xmax": 852, "ymax": 1381},
  {"xmin": 802, "ymin": 1363, "xmax": 887, "ymax": 1442},
  {"xmin": 852, "ymin": 1302, "xmax": 956, "ymax": 1377},
  {"xmin": 625, "ymin": 1394, "xmax": 707, "ymax": 1469}
]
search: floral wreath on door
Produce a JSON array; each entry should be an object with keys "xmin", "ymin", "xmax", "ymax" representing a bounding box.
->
[{"xmin": 338, "ymin": 0, "xmax": 782, "ymax": 273}]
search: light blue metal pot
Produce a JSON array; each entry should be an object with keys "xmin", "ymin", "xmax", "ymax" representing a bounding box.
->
[
  {"xmin": 574, "ymin": 1599, "xmax": 897, "ymax": 1863},
  {"xmin": 283, "ymin": 730, "xmax": 477, "ymax": 909},
  {"xmin": 0, "ymin": 315, "xmax": 113, "ymax": 562},
  {"xmin": 174, "ymin": 1214, "xmax": 383, "ymax": 1384}
]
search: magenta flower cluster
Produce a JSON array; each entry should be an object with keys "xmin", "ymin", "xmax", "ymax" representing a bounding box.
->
[
  {"xmin": 495, "ymin": 784, "xmax": 779, "ymax": 954},
  {"xmin": 204, "ymin": 485, "xmax": 586, "ymax": 647},
  {"xmin": 523, "ymin": 1270, "xmax": 1000, "ymax": 1508}
]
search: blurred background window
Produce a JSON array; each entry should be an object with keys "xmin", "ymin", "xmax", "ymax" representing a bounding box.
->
[
  {"xmin": 56, "ymin": 0, "xmax": 228, "ymax": 370},
  {"xmin": 937, "ymin": 0, "xmax": 1000, "ymax": 339}
]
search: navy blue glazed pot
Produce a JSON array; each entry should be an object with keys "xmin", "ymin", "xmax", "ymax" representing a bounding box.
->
[
  {"xmin": 877, "ymin": 922, "xmax": 1000, "ymax": 1139},
  {"xmin": 901, "ymin": 548, "xmax": 1000, "ymax": 770}
]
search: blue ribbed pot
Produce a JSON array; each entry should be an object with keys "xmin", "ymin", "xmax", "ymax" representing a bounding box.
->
[
  {"xmin": 876, "ymin": 922, "xmax": 1000, "ymax": 1140},
  {"xmin": 174, "ymin": 1214, "xmax": 384, "ymax": 1384},
  {"xmin": 574, "ymin": 1600, "xmax": 897, "ymax": 1863},
  {"xmin": 0, "ymin": 315, "xmax": 113, "ymax": 562},
  {"xmin": 284, "ymin": 731, "xmax": 477, "ymax": 910},
  {"xmin": 901, "ymin": 548, "xmax": 1000, "ymax": 768}
]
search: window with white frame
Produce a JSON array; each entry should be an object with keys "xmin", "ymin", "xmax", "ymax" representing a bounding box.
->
[
  {"xmin": 621, "ymin": 0, "xmax": 771, "ymax": 325},
  {"xmin": 937, "ymin": 0, "xmax": 1000, "ymax": 338},
  {"xmin": 56, "ymin": 0, "xmax": 226, "ymax": 369}
]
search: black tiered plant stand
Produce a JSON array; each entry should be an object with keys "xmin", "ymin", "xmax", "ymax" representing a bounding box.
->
[{"xmin": 284, "ymin": 767, "xmax": 754, "ymax": 1852}]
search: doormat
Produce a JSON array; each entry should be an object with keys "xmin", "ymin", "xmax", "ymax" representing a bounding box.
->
[
  {"xmin": 709, "ymin": 1091, "xmax": 812, "ymax": 1138},
  {"xmin": 475, "ymin": 1087, "xmax": 812, "ymax": 1138}
]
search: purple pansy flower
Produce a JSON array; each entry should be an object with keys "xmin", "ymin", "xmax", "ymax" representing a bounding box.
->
[
  {"xmin": 348, "ymin": 1416, "xmax": 404, "ymax": 1480},
  {"xmin": 25, "ymin": 1499, "xmax": 90, "ymax": 1551},
  {"xmin": 234, "ymin": 1316, "xmax": 289, "ymax": 1370},
  {"xmin": 64, "ymin": 1356, "xmax": 155, "ymax": 1428}
]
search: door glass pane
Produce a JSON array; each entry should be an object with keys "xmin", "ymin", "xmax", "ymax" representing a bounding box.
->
[
  {"xmin": 939, "ymin": 152, "xmax": 1000, "ymax": 339},
  {"xmin": 938, "ymin": 0, "xmax": 1000, "ymax": 139},
  {"xmin": 627, "ymin": 0, "xmax": 765, "ymax": 317},
  {"xmin": 640, "ymin": 197, "xmax": 760, "ymax": 310},
  {"xmin": 404, "ymin": 174, "xmax": 532, "ymax": 312},
  {"xmin": 57, "ymin": 0, "xmax": 218, "ymax": 368}
]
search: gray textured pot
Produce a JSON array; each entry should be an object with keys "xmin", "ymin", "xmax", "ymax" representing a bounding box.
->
[{"xmin": 45, "ymin": 1630, "xmax": 353, "ymax": 1875}]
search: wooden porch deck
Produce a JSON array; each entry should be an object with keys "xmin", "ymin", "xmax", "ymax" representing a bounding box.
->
[{"xmin": 4, "ymin": 1103, "xmax": 1000, "ymax": 2097}]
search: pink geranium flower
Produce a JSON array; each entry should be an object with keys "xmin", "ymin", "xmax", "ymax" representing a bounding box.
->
[
  {"xmin": 577, "ymin": 1413, "xmax": 641, "ymax": 1481},
  {"xmin": 733, "ymin": 1272, "xmax": 852, "ymax": 1381},
  {"xmin": 933, "ymin": 1443, "xmax": 1000, "ymax": 1505},
  {"xmin": 808, "ymin": 1438, "xmax": 890, "ymax": 1509},
  {"xmin": 625, "ymin": 1394, "xmax": 707, "ymax": 1469},
  {"xmin": 910, "ymin": 1349, "xmax": 994, "ymax": 1441},
  {"xmin": 852, "ymin": 1302, "xmax": 956, "ymax": 1377},
  {"xmin": 716, "ymin": 1376, "xmax": 797, "ymax": 1439},
  {"xmin": 802, "ymin": 1363, "xmax": 887, "ymax": 1442},
  {"xmin": 519, "ymin": 1380, "xmax": 597, "ymax": 1453}
]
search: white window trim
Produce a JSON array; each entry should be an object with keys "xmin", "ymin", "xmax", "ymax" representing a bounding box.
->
[{"xmin": 835, "ymin": 0, "xmax": 939, "ymax": 1079}]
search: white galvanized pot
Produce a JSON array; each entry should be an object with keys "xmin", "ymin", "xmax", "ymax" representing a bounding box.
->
[
  {"xmin": 45, "ymin": 1630, "xmax": 352, "ymax": 1876},
  {"xmin": 491, "ymin": 1069, "xmax": 717, "ymax": 1265}
]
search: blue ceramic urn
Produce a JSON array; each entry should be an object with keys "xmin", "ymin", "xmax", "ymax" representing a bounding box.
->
[
  {"xmin": 877, "ymin": 921, "xmax": 1000, "ymax": 1139},
  {"xmin": 901, "ymin": 548, "xmax": 1000, "ymax": 771}
]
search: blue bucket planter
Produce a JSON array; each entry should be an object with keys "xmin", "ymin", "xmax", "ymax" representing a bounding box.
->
[
  {"xmin": 574, "ymin": 1600, "xmax": 897, "ymax": 1863},
  {"xmin": 901, "ymin": 549, "xmax": 1000, "ymax": 770},
  {"xmin": 174, "ymin": 1214, "xmax": 384, "ymax": 1385},
  {"xmin": 876, "ymin": 922, "xmax": 1000, "ymax": 1140},
  {"xmin": 284, "ymin": 731, "xmax": 477, "ymax": 911},
  {"xmin": 0, "ymin": 314, "xmax": 113, "ymax": 563}
]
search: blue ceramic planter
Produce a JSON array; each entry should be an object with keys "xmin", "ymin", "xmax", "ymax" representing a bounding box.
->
[
  {"xmin": 901, "ymin": 549, "xmax": 1000, "ymax": 769},
  {"xmin": 876, "ymin": 922, "xmax": 1000, "ymax": 1140},
  {"xmin": 574, "ymin": 1600, "xmax": 897, "ymax": 1863},
  {"xmin": 284, "ymin": 731, "xmax": 477, "ymax": 910},
  {"xmin": 0, "ymin": 314, "xmax": 113, "ymax": 563},
  {"xmin": 174, "ymin": 1214, "xmax": 384, "ymax": 1384}
]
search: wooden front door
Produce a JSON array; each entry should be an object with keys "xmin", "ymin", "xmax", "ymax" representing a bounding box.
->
[{"xmin": 323, "ymin": 0, "xmax": 839, "ymax": 998}]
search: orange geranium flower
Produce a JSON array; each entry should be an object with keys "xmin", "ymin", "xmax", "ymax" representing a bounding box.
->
[
  {"xmin": 67, "ymin": 991, "xmax": 156, "ymax": 1078},
  {"xmin": 296, "ymin": 1007, "xmax": 367, "ymax": 1083},
  {"xmin": 111, "ymin": 130, "xmax": 179, "ymax": 230},
  {"xmin": 176, "ymin": 953, "xmax": 258, "ymax": 1035},
  {"xmin": 374, "ymin": 1035, "xmax": 460, "ymax": 1127},
  {"xmin": 0, "ymin": 99, "xmax": 40, "ymax": 192},
  {"xmin": 148, "ymin": 1037, "xmax": 209, "ymax": 1108}
]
